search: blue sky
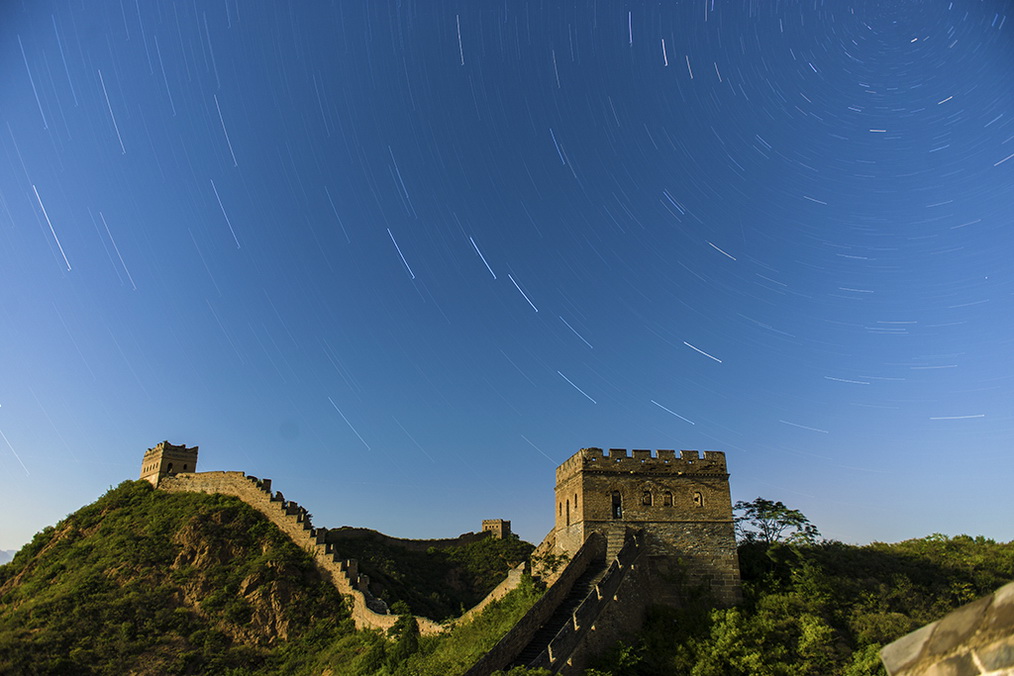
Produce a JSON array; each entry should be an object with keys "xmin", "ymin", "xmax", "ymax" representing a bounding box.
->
[{"xmin": 2, "ymin": 0, "xmax": 1013, "ymax": 551}]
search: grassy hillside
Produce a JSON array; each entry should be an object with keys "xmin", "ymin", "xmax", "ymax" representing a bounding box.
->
[
  {"xmin": 325, "ymin": 528, "xmax": 535, "ymax": 621},
  {"xmin": 0, "ymin": 480, "xmax": 346, "ymax": 674},
  {"xmin": 0, "ymin": 480, "xmax": 543, "ymax": 675},
  {"xmin": 588, "ymin": 535, "xmax": 1014, "ymax": 676}
]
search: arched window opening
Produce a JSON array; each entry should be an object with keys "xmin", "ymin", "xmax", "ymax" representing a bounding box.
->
[
  {"xmin": 183, "ymin": 464, "xmax": 188, "ymax": 471},
  {"xmin": 166, "ymin": 462, "xmax": 174, "ymax": 473},
  {"xmin": 664, "ymin": 491, "xmax": 673, "ymax": 506},
  {"xmin": 642, "ymin": 490, "xmax": 653, "ymax": 506},
  {"xmin": 693, "ymin": 491, "xmax": 704, "ymax": 508},
  {"xmin": 559, "ymin": 502, "xmax": 563, "ymax": 516},
  {"xmin": 574, "ymin": 493, "xmax": 578, "ymax": 510},
  {"xmin": 611, "ymin": 491, "xmax": 622, "ymax": 519},
  {"xmin": 566, "ymin": 499, "xmax": 570, "ymax": 527}
]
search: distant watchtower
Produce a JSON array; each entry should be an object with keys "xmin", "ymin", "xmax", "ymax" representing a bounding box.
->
[
  {"xmin": 554, "ymin": 448, "xmax": 741, "ymax": 605},
  {"xmin": 140, "ymin": 441, "xmax": 198, "ymax": 487},
  {"xmin": 482, "ymin": 519, "xmax": 511, "ymax": 540}
]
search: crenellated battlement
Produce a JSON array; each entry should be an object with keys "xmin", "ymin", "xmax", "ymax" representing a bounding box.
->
[
  {"xmin": 140, "ymin": 440, "xmax": 199, "ymax": 486},
  {"xmin": 556, "ymin": 447, "xmax": 727, "ymax": 484}
]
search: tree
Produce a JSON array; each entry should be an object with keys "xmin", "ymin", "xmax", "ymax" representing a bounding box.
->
[{"xmin": 734, "ymin": 498, "xmax": 820, "ymax": 545}]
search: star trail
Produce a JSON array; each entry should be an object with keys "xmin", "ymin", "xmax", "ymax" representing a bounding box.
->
[{"xmin": 1, "ymin": 0, "xmax": 1012, "ymax": 550}]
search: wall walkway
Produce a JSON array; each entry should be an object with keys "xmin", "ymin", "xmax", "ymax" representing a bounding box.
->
[
  {"xmin": 462, "ymin": 532, "xmax": 607, "ymax": 676},
  {"xmin": 159, "ymin": 471, "xmax": 450, "ymax": 634}
]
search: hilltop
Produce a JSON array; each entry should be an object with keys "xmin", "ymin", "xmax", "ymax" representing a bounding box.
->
[{"xmin": 0, "ymin": 480, "xmax": 539, "ymax": 675}]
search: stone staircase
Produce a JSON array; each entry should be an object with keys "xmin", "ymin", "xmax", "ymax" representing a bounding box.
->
[
  {"xmin": 509, "ymin": 557, "xmax": 609, "ymax": 669},
  {"xmin": 605, "ymin": 529, "xmax": 627, "ymax": 563}
]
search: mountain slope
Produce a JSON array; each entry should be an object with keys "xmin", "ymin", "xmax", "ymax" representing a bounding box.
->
[{"xmin": 0, "ymin": 480, "xmax": 347, "ymax": 675}]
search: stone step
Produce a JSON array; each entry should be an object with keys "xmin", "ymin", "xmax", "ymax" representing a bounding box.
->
[{"xmin": 510, "ymin": 558, "xmax": 609, "ymax": 669}]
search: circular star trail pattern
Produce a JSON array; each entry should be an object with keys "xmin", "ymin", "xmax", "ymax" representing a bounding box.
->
[{"xmin": 1, "ymin": 0, "xmax": 1012, "ymax": 549}]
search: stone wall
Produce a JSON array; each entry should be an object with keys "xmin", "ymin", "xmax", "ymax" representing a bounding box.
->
[
  {"xmin": 462, "ymin": 533, "xmax": 606, "ymax": 676},
  {"xmin": 159, "ymin": 472, "xmax": 444, "ymax": 635},
  {"xmin": 553, "ymin": 448, "xmax": 741, "ymax": 606},
  {"xmin": 455, "ymin": 561, "xmax": 526, "ymax": 626},
  {"xmin": 880, "ymin": 581, "xmax": 1014, "ymax": 676},
  {"xmin": 641, "ymin": 520, "xmax": 741, "ymax": 606},
  {"xmin": 141, "ymin": 441, "xmax": 199, "ymax": 486},
  {"xmin": 159, "ymin": 470, "xmax": 526, "ymax": 638},
  {"xmin": 528, "ymin": 531, "xmax": 650, "ymax": 674}
]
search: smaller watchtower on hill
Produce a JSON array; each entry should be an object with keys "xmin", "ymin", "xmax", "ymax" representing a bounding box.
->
[
  {"xmin": 140, "ymin": 441, "xmax": 198, "ymax": 487},
  {"xmin": 482, "ymin": 519, "xmax": 511, "ymax": 539}
]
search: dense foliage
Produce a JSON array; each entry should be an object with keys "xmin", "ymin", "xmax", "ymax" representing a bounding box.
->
[
  {"xmin": 0, "ymin": 480, "xmax": 345, "ymax": 675},
  {"xmin": 324, "ymin": 528, "xmax": 534, "ymax": 621},
  {"xmin": 589, "ymin": 534, "xmax": 1014, "ymax": 676}
]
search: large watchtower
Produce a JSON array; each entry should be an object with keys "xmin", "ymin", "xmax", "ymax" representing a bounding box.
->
[
  {"xmin": 140, "ymin": 440, "xmax": 199, "ymax": 486},
  {"xmin": 554, "ymin": 448, "xmax": 740, "ymax": 605}
]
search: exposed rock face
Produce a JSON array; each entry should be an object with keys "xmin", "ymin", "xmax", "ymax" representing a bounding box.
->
[{"xmin": 167, "ymin": 509, "xmax": 331, "ymax": 643}]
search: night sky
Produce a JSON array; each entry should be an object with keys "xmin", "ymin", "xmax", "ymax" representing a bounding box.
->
[{"xmin": 2, "ymin": 1, "xmax": 1013, "ymax": 552}]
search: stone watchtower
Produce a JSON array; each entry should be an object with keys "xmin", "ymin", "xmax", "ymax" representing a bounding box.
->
[
  {"xmin": 482, "ymin": 519, "xmax": 512, "ymax": 540},
  {"xmin": 140, "ymin": 441, "xmax": 198, "ymax": 487},
  {"xmin": 554, "ymin": 448, "xmax": 741, "ymax": 605}
]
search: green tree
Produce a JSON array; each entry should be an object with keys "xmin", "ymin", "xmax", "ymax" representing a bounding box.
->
[{"xmin": 734, "ymin": 498, "xmax": 820, "ymax": 545}]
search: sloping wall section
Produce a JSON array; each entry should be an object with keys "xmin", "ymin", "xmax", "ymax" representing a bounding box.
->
[
  {"xmin": 159, "ymin": 471, "xmax": 523, "ymax": 636},
  {"xmin": 462, "ymin": 532, "xmax": 606, "ymax": 676}
]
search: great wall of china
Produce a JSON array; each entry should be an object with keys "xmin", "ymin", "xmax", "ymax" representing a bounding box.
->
[
  {"xmin": 141, "ymin": 441, "xmax": 741, "ymax": 674},
  {"xmin": 158, "ymin": 469, "xmax": 528, "ymax": 637}
]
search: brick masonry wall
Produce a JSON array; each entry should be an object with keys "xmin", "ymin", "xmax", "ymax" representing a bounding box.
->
[
  {"xmin": 554, "ymin": 448, "xmax": 742, "ymax": 607},
  {"xmin": 880, "ymin": 581, "xmax": 1014, "ymax": 676}
]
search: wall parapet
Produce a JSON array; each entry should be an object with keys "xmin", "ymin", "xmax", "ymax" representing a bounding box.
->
[
  {"xmin": 455, "ymin": 561, "xmax": 527, "ymax": 626},
  {"xmin": 536, "ymin": 531, "xmax": 646, "ymax": 672},
  {"xmin": 157, "ymin": 471, "xmax": 445, "ymax": 635},
  {"xmin": 462, "ymin": 532, "xmax": 606, "ymax": 676},
  {"xmin": 556, "ymin": 448, "xmax": 727, "ymax": 484}
]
